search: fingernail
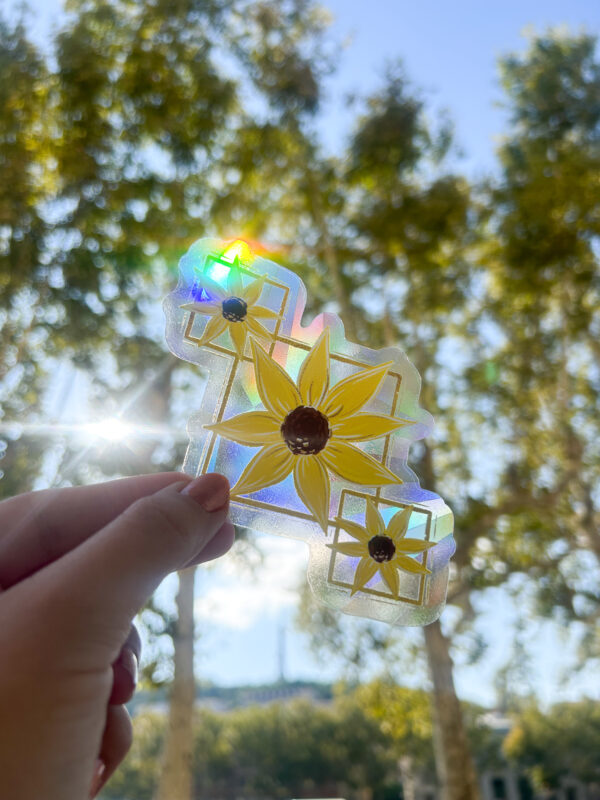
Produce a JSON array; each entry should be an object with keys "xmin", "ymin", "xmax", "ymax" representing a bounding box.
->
[
  {"xmin": 120, "ymin": 646, "xmax": 138, "ymax": 687},
  {"xmin": 90, "ymin": 758, "xmax": 106, "ymax": 798},
  {"xmin": 181, "ymin": 472, "xmax": 230, "ymax": 512}
]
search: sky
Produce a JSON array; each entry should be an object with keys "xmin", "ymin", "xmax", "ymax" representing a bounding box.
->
[{"xmin": 8, "ymin": 0, "xmax": 600, "ymax": 706}]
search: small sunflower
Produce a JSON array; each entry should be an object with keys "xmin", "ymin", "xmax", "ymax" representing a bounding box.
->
[
  {"xmin": 329, "ymin": 499, "xmax": 434, "ymax": 598},
  {"xmin": 181, "ymin": 256, "xmax": 280, "ymax": 357},
  {"xmin": 205, "ymin": 328, "xmax": 414, "ymax": 531}
]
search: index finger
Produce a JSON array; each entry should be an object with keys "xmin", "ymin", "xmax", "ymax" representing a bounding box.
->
[{"xmin": 0, "ymin": 472, "xmax": 191, "ymax": 590}]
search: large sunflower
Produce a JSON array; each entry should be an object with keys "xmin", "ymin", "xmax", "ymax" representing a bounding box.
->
[
  {"xmin": 205, "ymin": 328, "xmax": 414, "ymax": 531},
  {"xmin": 181, "ymin": 256, "xmax": 280, "ymax": 357},
  {"xmin": 329, "ymin": 499, "xmax": 434, "ymax": 598}
]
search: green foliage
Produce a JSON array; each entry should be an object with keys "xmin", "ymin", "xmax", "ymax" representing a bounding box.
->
[
  {"xmin": 349, "ymin": 679, "xmax": 435, "ymax": 774},
  {"xmin": 503, "ymin": 700, "xmax": 600, "ymax": 788},
  {"xmin": 470, "ymin": 32, "xmax": 600, "ymax": 642},
  {"xmin": 105, "ymin": 698, "xmax": 394, "ymax": 800},
  {"xmin": 103, "ymin": 691, "xmax": 600, "ymax": 798}
]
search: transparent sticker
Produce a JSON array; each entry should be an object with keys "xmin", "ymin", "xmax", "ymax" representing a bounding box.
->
[{"xmin": 164, "ymin": 238, "xmax": 455, "ymax": 626}]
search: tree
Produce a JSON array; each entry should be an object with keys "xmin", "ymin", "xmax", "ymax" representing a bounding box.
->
[
  {"xmin": 471, "ymin": 31, "xmax": 600, "ymax": 655},
  {"xmin": 503, "ymin": 701, "xmax": 600, "ymax": 789},
  {"xmin": 351, "ymin": 680, "xmax": 435, "ymax": 800}
]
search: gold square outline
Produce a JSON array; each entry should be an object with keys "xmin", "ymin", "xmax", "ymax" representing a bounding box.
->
[
  {"xmin": 182, "ymin": 254, "xmax": 404, "ymax": 530},
  {"xmin": 328, "ymin": 489, "xmax": 433, "ymax": 606}
]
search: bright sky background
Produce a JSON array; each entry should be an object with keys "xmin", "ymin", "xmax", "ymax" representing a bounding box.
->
[{"xmin": 7, "ymin": 0, "xmax": 600, "ymax": 706}]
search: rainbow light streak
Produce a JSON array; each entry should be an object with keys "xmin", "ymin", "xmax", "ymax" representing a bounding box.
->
[{"xmin": 190, "ymin": 239, "xmax": 256, "ymax": 303}]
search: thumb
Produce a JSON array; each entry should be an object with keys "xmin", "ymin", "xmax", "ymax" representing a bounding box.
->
[{"xmin": 25, "ymin": 473, "xmax": 231, "ymax": 663}]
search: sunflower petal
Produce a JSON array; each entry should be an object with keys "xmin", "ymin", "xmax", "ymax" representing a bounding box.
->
[
  {"xmin": 297, "ymin": 328, "xmax": 330, "ymax": 407},
  {"xmin": 327, "ymin": 541, "xmax": 366, "ymax": 557},
  {"xmin": 229, "ymin": 321, "xmax": 247, "ymax": 357},
  {"xmin": 380, "ymin": 562, "xmax": 400, "ymax": 597},
  {"xmin": 387, "ymin": 506, "xmax": 414, "ymax": 542},
  {"xmin": 395, "ymin": 554, "xmax": 431, "ymax": 575},
  {"xmin": 350, "ymin": 557, "xmax": 378, "ymax": 596},
  {"xmin": 251, "ymin": 339, "xmax": 301, "ymax": 420},
  {"xmin": 231, "ymin": 443, "xmax": 294, "ymax": 496},
  {"xmin": 322, "ymin": 361, "xmax": 393, "ymax": 421},
  {"xmin": 396, "ymin": 538, "xmax": 436, "ymax": 554},
  {"xmin": 205, "ymin": 411, "xmax": 281, "ymax": 447},
  {"xmin": 242, "ymin": 274, "xmax": 266, "ymax": 306},
  {"xmin": 246, "ymin": 315, "xmax": 274, "ymax": 341},
  {"xmin": 365, "ymin": 498, "xmax": 384, "ymax": 537},
  {"xmin": 180, "ymin": 301, "xmax": 221, "ymax": 315},
  {"xmin": 198, "ymin": 314, "xmax": 228, "ymax": 346},
  {"xmin": 321, "ymin": 441, "xmax": 401, "ymax": 486},
  {"xmin": 294, "ymin": 455, "xmax": 330, "ymax": 532},
  {"xmin": 332, "ymin": 413, "xmax": 414, "ymax": 441},
  {"xmin": 333, "ymin": 517, "xmax": 369, "ymax": 542},
  {"xmin": 227, "ymin": 258, "xmax": 243, "ymax": 296},
  {"xmin": 193, "ymin": 273, "xmax": 227, "ymax": 302},
  {"xmin": 249, "ymin": 305, "xmax": 282, "ymax": 320}
]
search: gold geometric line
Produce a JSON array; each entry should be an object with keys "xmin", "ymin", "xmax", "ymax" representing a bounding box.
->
[
  {"xmin": 230, "ymin": 494, "xmax": 336, "ymax": 527},
  {"xmin": 326, "ymin": 575, "xmax": 424, "ymax": 605},
  {"xmin": 184, "ymin": 315, "xmax": 404, "ymax": 383},
  {"xmin": 201, "ymin": 352, "xmax": 240, "ymax": 477},
  {"xmin": 374, "ymin": 372, "xmax": 403, "ymax": 503}
]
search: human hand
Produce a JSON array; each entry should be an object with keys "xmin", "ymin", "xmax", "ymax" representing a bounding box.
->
[{"xmin": 0, "ymin": 471, "xmax": 234, "ymax": 800}]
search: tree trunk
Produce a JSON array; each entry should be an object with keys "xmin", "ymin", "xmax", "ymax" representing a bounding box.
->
[
  {"xmin": 306, "ymin": 175, "xmax": 359, "ymax": 342},
  {"xmin": 399, "ymin": 755, "xmax": 417, "ymax": 800},
  {"xmin": 154, "ymin": 567, "xmax": 197, "ymax": 800},
  {"xmin": 423, "ymin": 619, "xmax": 480, "ymax": 800}
]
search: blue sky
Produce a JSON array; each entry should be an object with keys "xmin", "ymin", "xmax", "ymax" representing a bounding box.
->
[{"xmin": 9, "ymin": 0, "xmax": 600, "ymax": 704}]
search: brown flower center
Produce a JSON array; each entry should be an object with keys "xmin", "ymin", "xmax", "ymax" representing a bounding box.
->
[
  {"xmin": 222, "ymin": 296, "xmax": 247, "ymax": 322},
  {"xmin": 280, "ymin": 405, "xmax": 331, "ymax": 455},
  {"xmin": 368, "ymin": 535, "xmax": 396, "ymax": 563}
]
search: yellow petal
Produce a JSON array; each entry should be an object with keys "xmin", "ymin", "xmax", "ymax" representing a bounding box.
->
[
  {"xmin": 248, "ymin": 305, "xmax": 282, "ymax": 320},
  {"xmin": 350, "ymin": 557, "xmax": 378, "ymax": 596},
  {"xmin": 380, "ymin": 562, "xmax": 400, "ymax": 597},
  {"xmin": 321, "ymin": 440, "xmax": 401, "ymax": 486},
  {"xmin": 298, "ymin": 328, "xmax": 330, "ymax": 407},
  {"xmin": 227, "ymin": 258, "xmax": 243, "ymax": 296},
  {"xmin": 395, "ymin": 554, "xmax": 431, "ymax": 575},
  {"xmin": 242, "ymin": 274, "xmax": 266, "ymax": 306},
  {"xmin": 198, "ymin": 314, "xmax": 228, "ymax": 346},
  {"xmin": 231, "ymin": 443, "xmax": 294, "ymax": 496},
  {"xmin": 229, "ymin": 321, "xmax": 247, "ymax": 357},
  {"xmin": 327, "ymin": 541, "xmax": 366, "ymax": 557},
  {"xmin": 333, "ymin": 517, "xmax": 369, "ymax": 543},
  {"xmin": 294, "ymin": 455, "xmax": 330, "ymax": 532},
  {"xmin": 194, "ymin": 273, "xmax": 227, "ymax": 301},
  {"xmin": 180, "ymin": 301, "xmax": 221, "ymax": 315},
  {"xmin": 365, "ymin": 498, "xmax": 384, "ymax": 536},
  {"xmin": 332, "ymin": 413, "xmax": 414, "ymax": 441},
  {"xmin": 251, "ymin": 338, "xmax": 301, "ymax": 421},
  {"xmin": 396, "ymin": 538, "xmax": 436, "ymax": 554},
  {"xmin": 205, "ymin": 411, "xmax": 281, "ymax": 447},
  {"xmin": 387, "ymin": 505, "xmax": 414, "ymax": 542},
  {"xmin": 322, "ymin": 361, "xmax": 393, "ymax": 421},
  {"xmin": 246, "ymin": 315, "xmax": 274, "ymax": 341}
]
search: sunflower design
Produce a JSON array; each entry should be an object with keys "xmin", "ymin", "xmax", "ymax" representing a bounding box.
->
[
  {"xmin": 180, "ymin": 256, "xmax": 281, "ymax": 357},
  {"xmin": 329, "ymin": 500, "xmax": 434, "ymax": 598},
  {"xmin": 205, "ymin": 328, "xmax": 414, "ymax": 531}
]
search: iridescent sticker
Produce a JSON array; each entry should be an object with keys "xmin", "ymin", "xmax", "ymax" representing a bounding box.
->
[{"xmin": 164, "ymin": 238, "xmax": 455, "ymax": 626}]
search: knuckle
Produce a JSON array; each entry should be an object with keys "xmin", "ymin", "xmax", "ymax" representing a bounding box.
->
[{"xmin": 125, "ymin": 495, "xmax": 194, "ymax": 553}]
